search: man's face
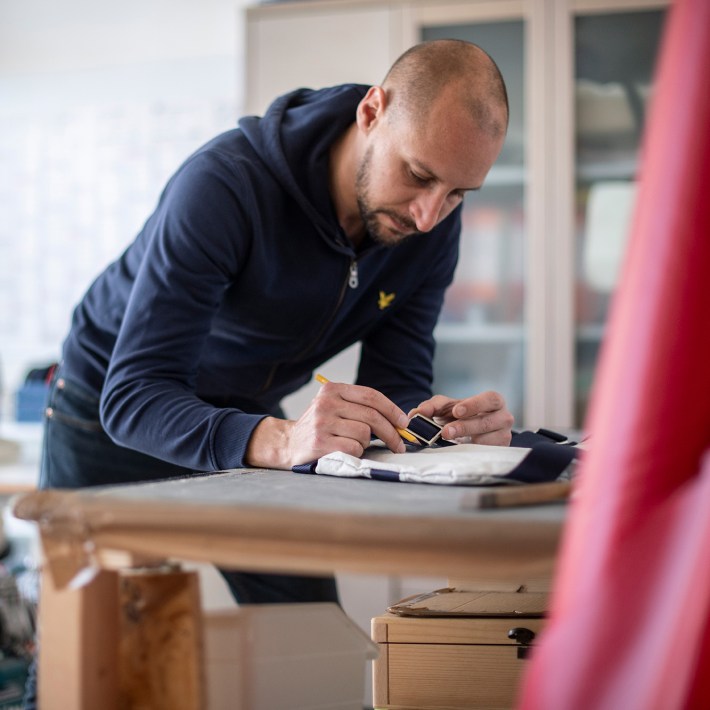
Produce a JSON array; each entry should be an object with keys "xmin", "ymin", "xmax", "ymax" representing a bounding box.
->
[
  {"xmin": 354, "ymin": 91, "xmax": 504, "ymax": 247},
  {"xmin": 355, "ymin": 144, "xmax": 421, "ymax": 246}
]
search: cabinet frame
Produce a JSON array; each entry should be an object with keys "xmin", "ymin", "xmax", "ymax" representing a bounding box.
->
[{"xmin": 245, "ymin": 0, "xmax": 669, "ymax": 429}]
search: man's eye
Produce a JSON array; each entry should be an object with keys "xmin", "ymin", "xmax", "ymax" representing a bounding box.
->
[{"xmin": 410, "ymin": 171, "xmax": 430, "ymax": 185}]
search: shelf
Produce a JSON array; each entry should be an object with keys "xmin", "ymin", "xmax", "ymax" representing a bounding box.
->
[
  {"xmin": 434, "ymin": 323, "xmax": 603, "ymax": 346},
  {"xmin": 435, "ymin": 322, "xmax": 524, "ymax": 344},
  {"xmin": 576, "ymin": 324, "xmax": 605, "ymax": 342},
  {"xmin": 576, "ymin": 157, "xmax": 638, "ymax": 183}
]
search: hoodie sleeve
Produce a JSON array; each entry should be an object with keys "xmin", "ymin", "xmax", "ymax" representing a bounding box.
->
[{"xmin": 99, "ymin": 150, "xmax": 266, "ymax": 472}]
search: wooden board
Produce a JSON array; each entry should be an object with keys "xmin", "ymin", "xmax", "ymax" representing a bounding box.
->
[{"xmin": 15, "ymin": 469, "xmax": 566, "ymax": 585}]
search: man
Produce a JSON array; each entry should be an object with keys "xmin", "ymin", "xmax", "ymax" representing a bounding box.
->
[{"xmin": 41, "ymin": 39, "xmax": 512, "ymax": 605}]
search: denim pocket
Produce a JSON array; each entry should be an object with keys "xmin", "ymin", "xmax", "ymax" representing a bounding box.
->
[{"xmin": 45, "ymin": 374, "xmax": 104, "ymax": 433}]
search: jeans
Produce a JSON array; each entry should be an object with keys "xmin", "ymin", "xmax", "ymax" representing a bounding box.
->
[{"xmin": 23, "ymin": 366, "xmax": 339, "ymax": 708}]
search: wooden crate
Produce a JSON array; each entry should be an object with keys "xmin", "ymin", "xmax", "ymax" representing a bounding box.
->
[{"xmin": 372, "ymin": 610, "xmax": 544, "ymax": 709}]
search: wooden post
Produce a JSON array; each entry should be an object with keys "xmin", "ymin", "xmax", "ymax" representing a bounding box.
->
[
  {"xmin": 118, "ymin": 565, "xmax": 205, "ymax": 710},
  {"xmin": 38, "ymin": 559, "xmax": 204, "ymax": 710}
]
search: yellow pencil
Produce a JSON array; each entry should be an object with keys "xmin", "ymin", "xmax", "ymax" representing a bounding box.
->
[{"xmin": 314, "ymin": 373, "xmax": 419, "ymax": 444}]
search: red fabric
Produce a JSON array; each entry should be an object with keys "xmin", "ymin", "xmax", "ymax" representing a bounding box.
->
[{"xmin": 518, "ymin": 0, "xmax": 710, "ymax": 707}]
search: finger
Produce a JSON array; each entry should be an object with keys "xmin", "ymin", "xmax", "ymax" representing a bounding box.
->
[
  {"xmin": 335, "ymin": 400, "xmax": 406, "ymax": 453},
  {"xmin": 450, "ymin": 391, "xmax": 506, "ymax": 419},
  {"xmin": 336, "ymin": 384, "xmax": 410, "ymax": 429},
  {"xmin": 443, "ymin": 409, "xmax": 514, "ymax": 442},
  {"xmin": 408, "ymin": 395, "xmax": 457, "ymax": 421},
  {"xmin": 322, "ymin": 419, "xmax": 372, "ymax": 453},
  {"xmin": 375, "ymin": 426, "xmax": 408, "ymax": 454},
  {"xmin": 320, "ymin": 434, "xmax": 368, "ymax": 459},
  {"xmin": 307, "ymin": 396, "xmax": 375, "ymax": 451},
  {"xmin": 291, "ymin": 419, "xmax": 369, "ymax": 463},
  {"xmin": 315, "ymin": 385, "xmax": 407, "ymax": 453},
  {"xmin": 327, "ymin": 384, "xmax": 408, "ymax": 453}
]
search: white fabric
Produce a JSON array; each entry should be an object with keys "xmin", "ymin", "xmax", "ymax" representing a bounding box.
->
[{"xmin": 314, "ymin": 442, "xmax": 532, "ymax": 485}]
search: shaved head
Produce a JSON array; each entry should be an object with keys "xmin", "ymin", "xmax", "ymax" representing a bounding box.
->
[
  {"xmin": 333, "ymin": 38, "xmax": 509, "ymax": 247},
  {"xmin": 381, "ymin": 39, "xmax": 509, "ymax": 139}
]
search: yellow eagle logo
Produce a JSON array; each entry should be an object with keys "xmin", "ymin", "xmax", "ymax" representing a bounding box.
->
[{"xmin": 378, "ymin": 290, "xmax": 396, "ymax": 310}]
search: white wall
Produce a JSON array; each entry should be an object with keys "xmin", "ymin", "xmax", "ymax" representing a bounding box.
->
[
  {"xmin": 1, "ymin": 0, "xmax": 243, "ymax": 75},
  {"xmin": 0, "ymin": 0, "xmax": 252, "ymax": 418}
]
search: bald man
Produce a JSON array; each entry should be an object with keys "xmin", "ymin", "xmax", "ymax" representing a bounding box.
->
[{"xmin": 40, "ymin": 39, "xmax": 512, "ymax": 604}]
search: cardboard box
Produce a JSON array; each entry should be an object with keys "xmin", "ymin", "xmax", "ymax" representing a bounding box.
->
[
  {"xmin": 204, "ymin": 602, "xmax": 379, "ymax": 710},
  {"xmin": 371, "ymin": 588, "xmax": 546, "ymax": 710}
]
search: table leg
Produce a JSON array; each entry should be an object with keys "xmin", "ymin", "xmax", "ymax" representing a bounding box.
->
[
  {"xmin": 119, "ymin": 566, "xmax": 205, "ymax": 709},
  {"xmin": 39, "ymin": 567, "xmax": 120, "ymax": 709},
  {"xmin": 38, "ymin": 562, "xmax": 204, "ymax": 709}
]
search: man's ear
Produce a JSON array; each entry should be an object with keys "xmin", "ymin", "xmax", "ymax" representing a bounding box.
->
[{"xmin": 356, "ymin": 86, "xmax": 387, "ymax": 133}]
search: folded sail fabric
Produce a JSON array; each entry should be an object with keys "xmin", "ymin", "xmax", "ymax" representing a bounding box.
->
[{"xmin": 293, "ymin": 433, "xmax": 580, "ymax": 486}]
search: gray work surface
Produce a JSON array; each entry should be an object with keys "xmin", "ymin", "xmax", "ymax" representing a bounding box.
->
[
  {"xmin": 14, "ymin": 469, "xmax": 567, "ymax": 579},
  {"xmin": 90, "ymin": 468, "xmax": 567, "ymax": 522}
]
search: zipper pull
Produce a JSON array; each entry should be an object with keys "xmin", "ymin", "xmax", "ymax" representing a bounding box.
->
[{"xmin": 348, "ymin": 261, "xmax": 359, "ymax": 289}]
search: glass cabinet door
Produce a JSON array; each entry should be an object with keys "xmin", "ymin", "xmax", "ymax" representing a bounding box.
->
[
  {"xmin": 573, "ymin": 8, "xmax": 666, "ymax": 425},
  {"xmin": 421, "ymin": 20, "xmax": 526, "ymax": 423}
]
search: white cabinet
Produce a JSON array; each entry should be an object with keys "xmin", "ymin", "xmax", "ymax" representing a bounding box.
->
[
  {"xmin": 245, "ymin": 1, "xmax": 405, "ymax": 116},
  {"xmin": 246, "ymin": 0, "xmax": 669, "ymax": 429},
  {"xmin": 570, "ymin": 3, "xmax": 666, "ymax": 424}
]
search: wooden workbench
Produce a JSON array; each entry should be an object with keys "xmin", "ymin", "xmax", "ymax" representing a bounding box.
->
[{"xmin": 13, "ymin": 468, "xmax": 567, "ymax": 709}]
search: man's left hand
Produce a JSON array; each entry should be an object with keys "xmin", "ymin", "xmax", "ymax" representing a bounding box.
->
[{"xmin": 410, "ymin": 391, "xmax": 513, "ymax": 446}]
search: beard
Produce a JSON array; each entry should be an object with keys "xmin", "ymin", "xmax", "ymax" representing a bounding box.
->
[{"xmin": 355, "ymin": 146, "xmax": 420, "ymax": 246}]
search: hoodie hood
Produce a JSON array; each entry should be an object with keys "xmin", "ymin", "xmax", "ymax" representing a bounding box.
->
[{"xmin": 238, "ymin": 84, "xmax": 368, "ymax": 248}]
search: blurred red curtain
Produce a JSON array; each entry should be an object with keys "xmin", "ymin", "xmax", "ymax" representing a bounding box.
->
[{"xmin": 518, "ymin": 0, "xmax": 710, "ymax": 707}]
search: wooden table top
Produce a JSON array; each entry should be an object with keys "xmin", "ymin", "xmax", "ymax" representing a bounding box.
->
[{"xmin": 14, "ymin": 469, "xmax": 567, "ymax": 584}]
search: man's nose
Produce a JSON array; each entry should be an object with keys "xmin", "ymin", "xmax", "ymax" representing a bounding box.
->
[{"xmin": 409, "ymin": 190, "xmax": 448, "ymax": 233}]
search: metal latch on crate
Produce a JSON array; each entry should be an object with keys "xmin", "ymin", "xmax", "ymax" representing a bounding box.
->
[{"xmin": 508, "ymin": 626, "xmax": 537, "ymax": 659}]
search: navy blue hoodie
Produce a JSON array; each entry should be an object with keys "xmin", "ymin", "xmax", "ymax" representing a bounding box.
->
[{"xmin": 61, "ymin": 84, "xmax": 461, "ymax": 472}]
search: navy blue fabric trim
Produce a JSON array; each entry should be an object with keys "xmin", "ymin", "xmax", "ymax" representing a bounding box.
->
[
  {"xmin": 292, "ymin": 462, "xmax": 402, "ymax": 482},
  {"xmin": 536, "ymin": 427, "xmax": 569, "ymax": 443},
  {"xmin": 369, "ymin": 468, "xmax": 402, "ymax": 482},
  {"xmin": 292, "ymin": 461, "xmax": 317, "ymax": 474},
  {"xmin": 512, "ymin": 430, "xmax": 577, "ymax": 447},
  {"xmin": 504, "ymin": 442, "xmax": 577, "ymax": 484}
]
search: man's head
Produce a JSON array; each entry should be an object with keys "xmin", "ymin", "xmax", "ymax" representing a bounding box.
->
[
  {"xmin": 352, "ymin": 39, "xmax": 508, "ymax": 246},
  {"xmin": 380, "ymin": 39, "xmax": 509, "ymax": 139}
]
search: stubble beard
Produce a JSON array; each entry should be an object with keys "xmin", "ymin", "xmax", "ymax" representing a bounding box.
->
[{"xmin": 355, "ymin": 147, "xmax": 420, "ymax": 247}]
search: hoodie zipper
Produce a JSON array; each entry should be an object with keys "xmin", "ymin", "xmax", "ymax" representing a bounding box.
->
[{"xmin": 259, "ymin": 256, "xmax": 359, "ymax": 393}]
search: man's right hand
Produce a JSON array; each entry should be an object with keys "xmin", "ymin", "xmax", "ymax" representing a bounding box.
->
[{"xmin": 245, "ymin": 381, "xmax": 409, "ymax": 469}]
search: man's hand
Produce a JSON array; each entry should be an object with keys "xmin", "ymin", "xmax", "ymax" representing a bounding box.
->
[
  {"xmin": 245, "ymin": 381, "xmax": 409, "ymax": 469},
  {"xmin": 411, "ymin": 391, "xmax": 514, "ymax": 446}
]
